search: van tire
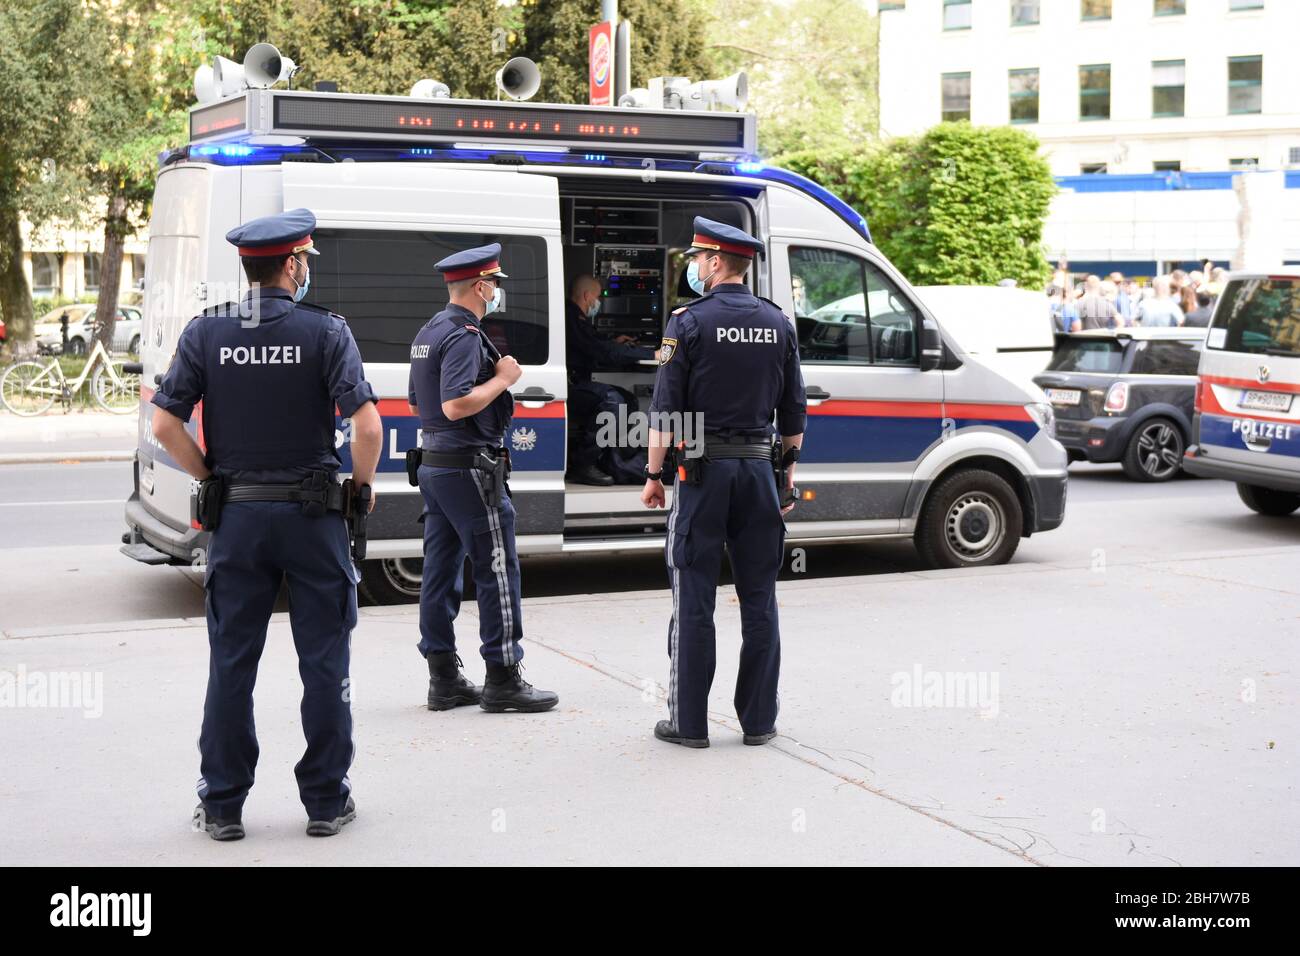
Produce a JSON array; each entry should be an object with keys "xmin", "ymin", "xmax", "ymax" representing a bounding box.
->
[
  {"xmin": 915, "ymin": 469, "xmax": 1023, "ymax": 569},
  {"xmin": 1121, "ymin": 417, "xmax": 1184, "ymax": 482},
  {"xmin": 358, "ymin": 558, "xmax": 424, "ymax": 605},
  {"xmin": 1236, "ymin": 483, "xmax": 1300, "ymax": 517}
]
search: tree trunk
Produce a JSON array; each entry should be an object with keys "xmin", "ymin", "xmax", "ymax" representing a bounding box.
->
[
  {"xmin": 0, "ymin": 200, "xmax": 36, "ymax": 354},
  {"xmin": 94, "ymin": 191, "xmax": 128, "ymax": 350}
]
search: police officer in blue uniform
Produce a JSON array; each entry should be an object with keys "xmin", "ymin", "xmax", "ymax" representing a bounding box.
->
[
  {"xmin": 408, "ymin": 243, "xmax": 558, "ymax": 713},
  {"xmin": 151, "ymin": 208, "xmax": 382, "ymax": 839},
  {"xmin": 565, "ymin": 274, "xmax": 657, "ymax": 485},
  {"xmin": 641, "ymin": 217, "xmax": 806, "ymax": 748}
]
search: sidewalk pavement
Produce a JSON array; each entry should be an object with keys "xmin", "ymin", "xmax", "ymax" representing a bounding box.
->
[
  {"xmin": 0, "ymin": 410, "xmax": 136, "ymax": 463},
  {"xmin": 1, "ymin": 546, "xmax": 1296, "ymax": 866}
]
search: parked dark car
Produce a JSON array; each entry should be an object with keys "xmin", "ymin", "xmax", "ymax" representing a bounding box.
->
[{"xmin": 1034, "ymin": 328, "xmax": 1206, "ymax": 481}]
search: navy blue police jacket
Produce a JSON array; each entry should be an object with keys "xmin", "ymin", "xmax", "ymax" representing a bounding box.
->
[
  {"xmin": 649, "ymin": 283, "xmax": 807, "ymax": 438},
  {"xmin": 565, "ymin": 300, "xmax": 655, "ymax": 384},
  {"xmin": 151, "ymin": 288, "xmax": 376, "ymax": 482},
  {"xmin": 408, "ymin": 303, "xmax": 515, "ymax": 452}
]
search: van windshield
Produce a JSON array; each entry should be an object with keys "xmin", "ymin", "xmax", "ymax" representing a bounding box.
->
[
  {"xmin": 1211, "ymin": 277, "xmax": 1300, "ymax": 356},
  {"xmin": 1046, "ymin": 337, "xmax": 1125, "ymax": 373}
]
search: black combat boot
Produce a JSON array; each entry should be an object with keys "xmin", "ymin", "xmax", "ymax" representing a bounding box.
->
[
  {"xmin": 306, "ymin": 797, "xmax": 356, "ymax": 837},
  {"xmin": 427, "ymin": 652, "xmax": 483, "ymax": 711},
  {"xmin": 480, "ymin": 663, "xmax": 558, "ymax": 713}
]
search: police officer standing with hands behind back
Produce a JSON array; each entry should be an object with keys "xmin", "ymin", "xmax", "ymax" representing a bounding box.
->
[
  {"xmin": 407, "ymin": 243, "xmax": 558, "ymax": 714},
  {"xmin": 150, "ymin": 208, "xmax": 383, "ymax": 840},
  {"xmin": 642, "ymin": 217, "xmax": 806, "ymax": 749}
]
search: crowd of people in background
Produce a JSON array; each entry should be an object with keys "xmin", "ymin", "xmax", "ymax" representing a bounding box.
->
[{"xmin": 1047, "ymin": 261, "xmax": 1225, "ymax": 333}]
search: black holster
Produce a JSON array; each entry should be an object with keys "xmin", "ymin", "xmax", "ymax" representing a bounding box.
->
[
  {"xmin": 193, "ymin": 475, "xmax": 226, "ymax": 532},
  {"xmin": 342, "ymin": 478, "xmax": 371, "ymax": 562},
  {"xmin": 405, "ymin": 448, "xmax": 422, "ymax": 487},
  {"xmin": 675, "ymin": 440, "xmax": 703, "ymax": 486},
  {"xmin": 475, "ymin": 448, "xmax": 511, "ymax": 507}
]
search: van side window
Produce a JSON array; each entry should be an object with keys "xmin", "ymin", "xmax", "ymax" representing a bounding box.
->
[
  {"xmin": 309, "ymin": 229, "xmax": 549, "ymax": 365},
  {"xmin": 788, "ymin": 247, "xmax": 918, "ymax": 366}
]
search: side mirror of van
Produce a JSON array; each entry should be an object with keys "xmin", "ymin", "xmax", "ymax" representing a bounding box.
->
[{"xmin": 919, "ymin": 320, "xmax": 943, "ymax": 372}]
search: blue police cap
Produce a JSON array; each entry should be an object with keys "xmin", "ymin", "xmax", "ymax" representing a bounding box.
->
[
  {"xmin": 685, "ymin": 216, "xmax": 764, "ymax": 259},
  {"xmin": 225, "ymin": 207, "xmax": 320, "ymax": 257},
  {"xmin": 434, "ymin": 243, "xmax": 509, "ymax": 282}
]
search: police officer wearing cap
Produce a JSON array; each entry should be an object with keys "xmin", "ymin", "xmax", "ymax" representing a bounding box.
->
[
  {"xmin": 151, "ymin": 208, "xmax": 382, "ymax": 839},
  {"xmin": 408, "ymin": 243, "xmax": 558, "ymax": 713},
  {"xmin": 641, "ymin": 217, "xmax": 806, "ymax": 749}
]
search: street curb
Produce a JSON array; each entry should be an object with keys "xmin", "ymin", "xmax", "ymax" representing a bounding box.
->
[{"xmin": 0, "ymin": 450, "xmax": 134, "ymax": 465}]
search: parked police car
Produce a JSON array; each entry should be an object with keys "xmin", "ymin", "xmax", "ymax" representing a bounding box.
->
[
  {"xmin": 1184, "ymin": 270, "xmax": 1300, "ymax": 515},
  {"xmin": 120, "ymin": 46, "xmax": 1068, "ymax": 603}
]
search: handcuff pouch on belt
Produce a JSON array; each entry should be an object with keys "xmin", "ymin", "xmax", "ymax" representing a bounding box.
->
[
  {"xmin": 300, "ymin": 470, "xmax": 330, "ymax": 517},
  {"xmin": 193, "ymin": 475, "xmax": 226, "ymax": 532}
]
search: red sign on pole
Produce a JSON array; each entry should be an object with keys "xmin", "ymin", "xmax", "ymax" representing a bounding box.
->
[{"xmin": 589, "ymin": 21, "xmax": 615, "ymax": 106}]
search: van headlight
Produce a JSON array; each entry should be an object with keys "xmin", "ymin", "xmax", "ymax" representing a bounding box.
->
[{"xmin": 1025, "ymin": 402, "xmax": 1056, "ymax": 439}]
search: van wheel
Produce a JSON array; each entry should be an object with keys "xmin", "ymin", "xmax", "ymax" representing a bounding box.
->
[
  {"xmin": 915, "ymin": 469, "xmax": 1022, "ymax": 569},
  {"xmin": 358, "ymin": 558, "xmax": 424, "ymax": 605},
  {"xmin": 1121, "ymin": 418, "xmax": 1183, "ymax": 481},
  {"xmin": 1236, "ymin": 483, "xmax": 1300, "ymax": 517}
]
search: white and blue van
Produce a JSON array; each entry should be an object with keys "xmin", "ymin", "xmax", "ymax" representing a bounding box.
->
[
  {"xmin": 1185, "ymin": 269, "xmax": 1300, "ymax": 515},
  {"xmin": 120, "ymin": 70, "xmax": 1068, "ymax": 602}
]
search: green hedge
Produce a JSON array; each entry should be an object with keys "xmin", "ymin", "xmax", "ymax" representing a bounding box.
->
[{"xmin": 779, "ymin": 123, "xmax": 1056, "ymax": 289}]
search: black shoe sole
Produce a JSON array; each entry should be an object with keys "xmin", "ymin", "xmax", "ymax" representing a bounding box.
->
[
  {"xmin": 306, "ymin": 807, "xmax": 357, "ymax": 837},
  {"xmin": 743, "ymin": 731, "xmax": 778, "ymax": 746},
  {"xmin": 427, "ymin": 693, "xmax": 483, "ymax": 711},
  {"xmin": 654, "ymin": 727, "xmax": 710, "ymax": 749},
  {"xmin": 479, "ymin": 697, "xmax": 559, "ymax": 713}
]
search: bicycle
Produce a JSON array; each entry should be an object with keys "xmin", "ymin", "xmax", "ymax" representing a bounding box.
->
[{"xmin": 0, "ymin": 337, "xmax": 140, "ymax": 416}]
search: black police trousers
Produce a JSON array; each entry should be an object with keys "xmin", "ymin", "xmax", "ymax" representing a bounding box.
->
[
  {"xmin": 198, "ymin": 501, "xmax": 357, "ymax": 822},
  {"xmin": 665, "ymin": 457, "xmax": 786, "ymax": 740}
]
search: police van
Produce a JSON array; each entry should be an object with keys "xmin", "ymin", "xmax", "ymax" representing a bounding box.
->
[
  {"xmin": 1184, "ymin": 270, "xmax": 1300, "ymax": 515},
  {"xmin": 121, "ymin": 51, "xmax": 1068, "ymax": 603}
]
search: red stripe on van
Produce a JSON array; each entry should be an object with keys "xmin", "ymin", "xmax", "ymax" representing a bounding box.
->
[
  {"xmin": 806, "ymin": 399, "xmax": 1030, "ymax": 421},
  {"xmin": 366, "ymin": 398, "xmax": 566, "ymax": 419},
  {"xmin": 1199, "ymin": 376, "xmax": 1299, "ymax": 425},
  {"xmin": 1200, "ymin": 374, "xmax": 1300, "ymax": 394}
]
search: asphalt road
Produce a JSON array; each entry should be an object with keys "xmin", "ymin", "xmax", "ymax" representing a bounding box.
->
[{"xmin": 1, "ymin": 457, "xmax": 1298, "ymax": 634}]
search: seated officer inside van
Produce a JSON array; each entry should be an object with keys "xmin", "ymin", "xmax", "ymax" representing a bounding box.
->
[{"xmin": 565, "ymin": 274, "xmax": 658, "ymax": 485}]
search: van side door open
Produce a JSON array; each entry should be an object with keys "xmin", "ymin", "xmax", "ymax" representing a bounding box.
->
[{"xmin": 281, "ymin": 162, "xmax": 568, "ymax": 547}]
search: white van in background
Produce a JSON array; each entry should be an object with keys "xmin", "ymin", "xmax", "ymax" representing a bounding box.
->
[
  {"xmin": 120, "ymin": 71, "xmax": 1069, "ymax": 602},
  {"xmin": 912, "ymin": 286, "xmax": 1056, "ymax": 393},
  {"xmin": 1184, "ymin": 270, "xmax": 1300, "ymax": 515}
]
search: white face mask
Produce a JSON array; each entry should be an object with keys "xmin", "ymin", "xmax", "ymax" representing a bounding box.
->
[
  {"xmin": 585, "ymin": 296, "xmax": 601, "ymax": 320},
  {"xmin": 480, "ymin": 281, "xmax": 503, "ymax": 316}
]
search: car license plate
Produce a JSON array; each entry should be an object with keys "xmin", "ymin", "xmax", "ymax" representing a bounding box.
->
[
  {"xmin": 1240, "ymin": 390, "xmax": 1293, "ymax": 413},
  {"xmin": 1045, "ymin": 388, "xmax": 1081, "ymax": 406}
]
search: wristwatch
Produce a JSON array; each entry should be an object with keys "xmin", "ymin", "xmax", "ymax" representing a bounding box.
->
[{"xmin": 645, "ymin": 465, "xmax": 664, "ymax": 481}]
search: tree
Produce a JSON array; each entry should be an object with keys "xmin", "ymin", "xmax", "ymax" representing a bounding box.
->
[
  {"xmin": 708, "ymin": 0, "xmax": 878, "ymax": 157},
  {"xmin": 521, "ymin": 0, "xmax": 716, "ymax": 105},
  {"xmin": 781, "ymin": 123, "xmax": 1057, "ymax": 289},
  {"xmin": 0, "ymin": 0, "xmax": 103, "ymax": 348}
]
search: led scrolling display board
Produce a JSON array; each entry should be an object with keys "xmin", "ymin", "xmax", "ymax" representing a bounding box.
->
[{"xmin": 189, "ymin": 91, "xmax": 754, "ymax": 155}]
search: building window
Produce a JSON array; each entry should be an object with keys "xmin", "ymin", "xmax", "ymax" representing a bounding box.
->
[
  {"xmin": 941, "ymin": 72, "xmax": 971, "ymax": 122},
  {"xmin": 1289, "ymin": 147, "xmax": 1300, "ymax": 165},
  {"xmin": 1081, "ymin": 162, "xmax": 1108, "ymax": 174},
  {"xmin": 1079, "ymin": 64, "xmax": 1111, "ymax": 121},
  {"xmin": 1081, "ymin": 0, "xmax": 1111, "ymax": 20},
  {"xmin": 1228, "ymin": 0, "xmax": 1263, "ymax": 9},
  {"xmin": 82, "ymin": 252, "xmax": 101, "ymax": 292},
  {"xmin": 1152, "ymin": 60, "xmax": 1186, "ymax": 118},
  {"xmin": 1153, "ymin": 0, "xmax": 1186, "ymax": 15},
  {"xmin": 1009, "ymin": 69, "xmax": 1039, "ymax": 124},
  {"xmin": 1153, "ymin": 160, "xmax": 1182, "ymax": 172},
  {"xmin": 1230, "ymin": 157, "xmax": 1259, "ymax": 170},
  {"xmin": 1228, "ymin": 55, "xmax": 1263, "ymax": 114},
  {"xmin": 32, "ymin": 253, "xmax": 59, "ymax": 295},
  {"xmin": 1011, "ymin": 1, "xmax": 1039, "ymax": 26},
  {"xmin": 943, "ymin": 0, "xmax": 972, "ymax": 30}
]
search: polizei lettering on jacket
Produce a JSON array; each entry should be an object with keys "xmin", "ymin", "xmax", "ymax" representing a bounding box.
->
[
  {"xmin": 218, "ymin": 345, "xmax": 303, "ymax": 365},
  {"xmin": 716, "ymin": 326, "xmax": 777, "ymax": 344}
]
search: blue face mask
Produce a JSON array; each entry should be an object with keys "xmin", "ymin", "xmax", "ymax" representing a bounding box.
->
[
  {"xmin": 481, "ymin": 282, "xmax": 503, "ymax": 316},
  {"xmin": 290, "ymin": 258, "xmax": 310, "ymax": 303},
  {"xmin": 686, "ymin": 257, "xmax": 713, "ymax": 296}
]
